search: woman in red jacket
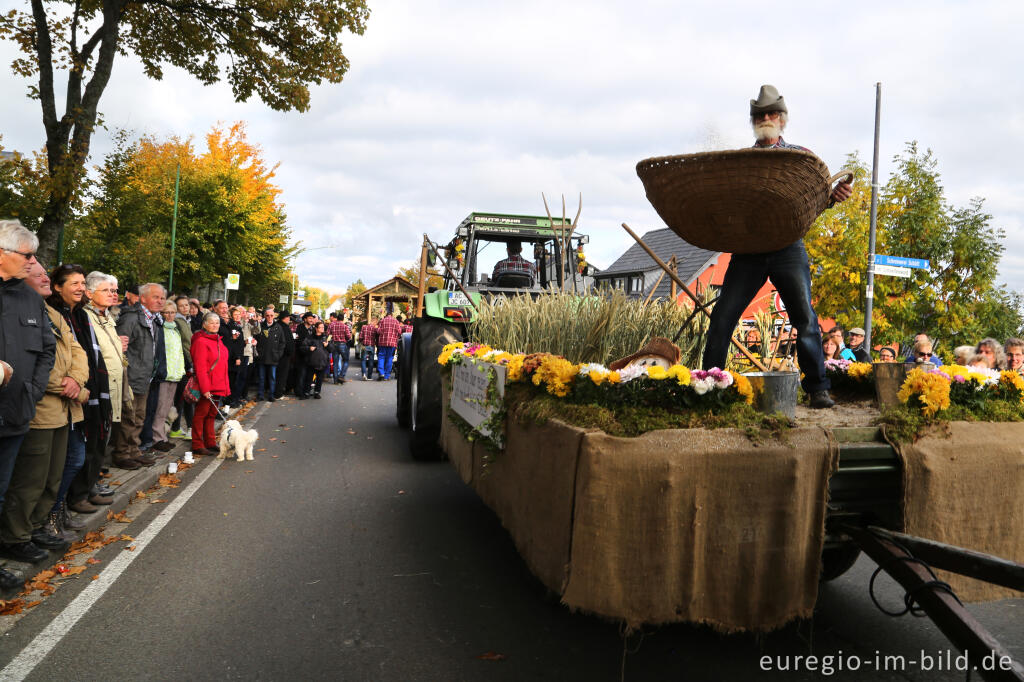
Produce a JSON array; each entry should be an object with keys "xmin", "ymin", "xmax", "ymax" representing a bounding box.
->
[{"xmin": 190, "ymin": 313, "xmax": 230, "ymax": 455}]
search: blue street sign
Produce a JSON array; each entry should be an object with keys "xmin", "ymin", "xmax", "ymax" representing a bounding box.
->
[{"xmin": 873, "ymin": 254, "xmax": 929, "ymax": 269}]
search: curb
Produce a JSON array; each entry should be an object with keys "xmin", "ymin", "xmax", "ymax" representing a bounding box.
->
[{"xmin": 1, "ymin": 401, "xmax": 270, "ymax": 594}]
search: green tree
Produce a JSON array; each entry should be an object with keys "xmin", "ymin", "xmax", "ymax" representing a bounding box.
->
[
  {"xmin": 396, "ymin": 260, "xmax": 442, "ymax": 291},
  {"xmin": 0, "ymin": 142, "xmax": 56, "ymax": 236},
  {"xmin": 804, "ymin": 142, "xmax": 1021, "ymax": 349},
  {"xmin": 0, "ymin": 0, "xmax": 370, "ymax": 265},
  {"xmin": 343, "ymin": 279, "xmax": 366, "ymax": 308}
]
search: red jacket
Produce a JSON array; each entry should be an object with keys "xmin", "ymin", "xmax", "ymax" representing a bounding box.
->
[{"xmin": 190, "ymin": 330, "xmax": 230, "ymax": 396}]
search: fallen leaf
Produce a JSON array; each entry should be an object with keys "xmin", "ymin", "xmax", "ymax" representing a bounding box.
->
[
  {"xmin": 134, "ymin": 490, "xmax": 147, "ymax": 500},
  {"xmin": 107, "ymin": 510, "xmax": 130, "ymax": 523},
  {"xmin": 398, "ymin": 490, "xmax": 406, "ymax": 494},
  {"xmin": 257, "ymin": 448, "xmax": 267, "ymax": 452},
  {"xmin": 0, "ymin": 600, "xmax": 25, "ymax": 616},
  {"xmin": 86, "ymin": 558, "xmax": 101, "ymax": 565},
  {"xmin": 272, "ymin": 455, "xmax": 279, "ymax": 458},
  {"xmin": 346, "ymin": 429, "xmax": 356, "ymax": 435},
  {"xmin": 245, "ymin": 470, "xmax": 254, "ymax": 474},
  {"xmin": 119, "ymin": 534, "xmax": 134, "ymax": 541},
  {"xmin": 230, "ymin": 485, "xmax": 236, "ymax": 488},
  {"xmin": 65, "ymin": 566, "xmax": 87, "ymax": 576},
  {"xmin": 280, "ymin": 440, "xmax": 286, "ymax": 443},
  {"xmin": 150, "ymin": 499, "xmax": 167, "ymax": 504},
  {"xmin": 99, "ymin": 472, "xmax": 112, "ymax": 479},
  {"xmin": 269, "ymin": 437, "xmax": 277, "ymax": 441},
  {"xmin": 91, "ymin": 576, "xmax": 99, "ymax": 581},
  {"xmin": 125, "ymin": 545, "xmax": 136, "ymax": 551},
  {"xmin": 110, "ymin": 480, "xmax": 122, "ymax": 486},
  {"xmin": 25, "ymin": 600, "xmax": 41, "ymax": 609},
  {"xmin": 477, "ymin": 652, "xmax": 507, "ymax": 661},
  {"xmin": 158, "ymin": 473, "xmax": 181, "ymax": 488}
]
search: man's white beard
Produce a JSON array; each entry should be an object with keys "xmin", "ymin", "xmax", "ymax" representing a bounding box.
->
[{"xmin": 754, "ymin": 120, "xmax": 782, "ymax": 142}]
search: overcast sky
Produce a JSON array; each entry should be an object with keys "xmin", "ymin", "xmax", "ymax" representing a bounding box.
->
[{"xmin": 1, "ymin": 0, "xmax": 1021, "ymax": 295}]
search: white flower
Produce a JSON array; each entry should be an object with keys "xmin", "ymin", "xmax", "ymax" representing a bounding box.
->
[
  {"xmin": 618, "ymin": 364, "xmax": 647, "ymax": 383},
  {"xmin": 692, "ymin": 377, "xmax": 713, "ymax": 395},
  {"xmin": 713, "ymin": 373, "xmax": 733, "ymax": 390},
  {"xmin": 578, "ymin": 362, "xmax": 609, "ymax": 376}
]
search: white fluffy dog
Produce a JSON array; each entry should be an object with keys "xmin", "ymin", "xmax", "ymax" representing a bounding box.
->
[{"xmin": 218, "ymin": 419, "xmax": 259, "ymax": 462}]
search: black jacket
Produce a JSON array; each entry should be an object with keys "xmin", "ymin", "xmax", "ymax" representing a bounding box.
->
[
  {"xmin": 0, "ymin": 277, "xmax": 57, "ymax": 436},
  {"xmin": 219, "ymin": 319, "xmax": 245, "ymax": 364},
  {"xmin": 306, "ymin": 332, "xmax": 329, "ymax": 369},
  {"xmin": 255, "ymin": 320, "xmax": 286, "ymax": 365}
]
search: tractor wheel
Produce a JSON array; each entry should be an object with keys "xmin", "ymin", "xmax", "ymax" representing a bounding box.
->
[
  {"xmin": 820, "ymin": 542, "xmax": 862, "ymax": 581},
  {"xmin": 409, "ymin": 317, "xmax": 463, "ymax": 460},
  {"xmin": 396, "ymin": 333, "xmax": 412, "ymax": 428}
]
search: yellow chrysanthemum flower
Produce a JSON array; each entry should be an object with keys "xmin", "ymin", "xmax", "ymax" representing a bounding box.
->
[
  {"xmin": 898, "ymin": 368, "xmax": 951, "ymax": 417},
  {"xmin": 847, "ymin": 362, "xmax": 873, "ymax": 380},
  {"xmin": 607, "ymin": 371, "xmax": 621, "ymax": 384},
  {"xmin": 506, "ymin": 355, "xmax": 525, "ymax": 382},
  {"xmin": 646, "ymin": 365, "xmax": 667, "ymax": 380},
  {"xmin": 729, "ymin": 370, "xmax": 755, "ymax": 405},
  {"xmin": 588, "ymin": 370, "xmax": 606, "ymax": 386},
  {"xmin": 667, "ymin": 364, "xmax": 691, "ymax": 386}
]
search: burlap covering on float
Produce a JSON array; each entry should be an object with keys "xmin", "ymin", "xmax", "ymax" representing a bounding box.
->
[
  {"xmin": 893, "ymin": 422, "xmax": 1024, "ymax": 602},
  {"xmin": 442, "ymin": 400, "xmax": 838, "ymax": 632}
]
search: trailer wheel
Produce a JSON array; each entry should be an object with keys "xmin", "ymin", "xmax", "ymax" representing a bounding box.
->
[
  {"xmin": 820, "ymin": 543, "xmax": 862, "ymax": 581},
  {"xmin": 395, "ymin": 332, "xmax": 412, "ymax": 428},
  {"xmin": 410, "ymin": 317, "xmax": 463, "ymax": 460}
]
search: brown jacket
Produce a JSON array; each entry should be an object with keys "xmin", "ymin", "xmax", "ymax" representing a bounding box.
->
[{"xmin": 30, "ymin": 304, "xmax": 89, "ymax": 429}]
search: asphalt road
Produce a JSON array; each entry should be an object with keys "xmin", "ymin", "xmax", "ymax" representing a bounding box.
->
[{"xmin": 0, "ymin": 378, "xmax": 1020, "ymax": 681}]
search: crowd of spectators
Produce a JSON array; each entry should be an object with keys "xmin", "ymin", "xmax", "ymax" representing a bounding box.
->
[{"xmin": 0, "ymin": 218, "xmax": 417, "ymax": 590}]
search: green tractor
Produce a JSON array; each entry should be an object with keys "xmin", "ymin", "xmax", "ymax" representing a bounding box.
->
[{"xmin": 396, "ymin": 212, "xmax": 591, "ymax": 459}]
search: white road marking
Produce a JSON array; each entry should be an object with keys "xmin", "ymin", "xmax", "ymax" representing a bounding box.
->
[{"xmin": 0, "ymin": 456, "xmax": 224, "ymax": 682}]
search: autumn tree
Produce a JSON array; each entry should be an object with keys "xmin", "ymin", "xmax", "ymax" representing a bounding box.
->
[
  {"xmin": 804, "ymin": 142, "xmax": 1022, "ymax": 349},
  {"xmin": 0, "ymin": 0, "xmax": 370, "ymax": 265},
  {"xmin": 65, "ymin": 123, "xmax": 294, "ymax": 303},
  {"xmin": 0, "ymin": 142, "xmax": 55, "ymax": 236},
  {"xmin": 396, "ymin": 260, "xmax": 443, "ymax": 291}
]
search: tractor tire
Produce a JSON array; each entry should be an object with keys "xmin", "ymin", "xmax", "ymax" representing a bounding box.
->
[
  {"xmin": 409, "ymin": 317, "xmax": 463, "ymax": 460},
  {"xmin": 396, "ymin": 332, "xmax": 413, "ymax": 428},
  {"xmin": 820, "ymin": 542, "xmax": 862, "ymax": 581}
]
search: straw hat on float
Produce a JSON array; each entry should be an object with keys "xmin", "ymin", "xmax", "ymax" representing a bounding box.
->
[
  {"xmin": 609, "ymin": 336, "xmax": 681, "ymax": 371},
  {"xmin": 636, "ymin": 85, "xmax": 853, "ymax": 254}
]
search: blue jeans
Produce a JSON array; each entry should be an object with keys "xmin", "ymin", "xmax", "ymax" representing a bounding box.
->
[
  {"xmin": 332, "ymin": 344, "xmax": 350, "ymax": 380},
  {"xmin": 0, "ymin": 433, "xmax": 28, "ymax": 513},
  {"xmin": 377, "ymin": 346, "xmax": 397, "ymax": 379},
  {"xmin": 702, "ymin": 240, "xmax": 829, "ymax": 393},
  {"xmin": 52, "ymin": 423, "xmax": 86, "ymax": 512},
  {"xmin": 361, "ymin": 347, "xmax": 376, "ymax": 379},
  {"xmin": 257, "ymin": 363, "xmax": 276, "ymax": 399}
]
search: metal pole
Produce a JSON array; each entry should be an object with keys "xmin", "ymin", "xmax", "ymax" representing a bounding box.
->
[
  {"xmin": 864, "ymin": 83, "xmax": 882, "ymax": 353},
  {"xmin": 168, "ymin": 163, "xmax": 181, "ymax": 292}
]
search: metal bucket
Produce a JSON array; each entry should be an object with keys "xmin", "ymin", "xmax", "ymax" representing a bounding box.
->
[
  {"xmin": 873, "ymin": 363, "xmax": 906, "ymax": 407},
  {"xmin": 742, "ymin": 371, "xmax": 799, "ymax": 419}
]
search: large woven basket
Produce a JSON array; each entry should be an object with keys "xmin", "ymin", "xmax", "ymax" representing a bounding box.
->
[{"xmin": 636, "ymin": 148, "xmax": 850, "ymax": 254}]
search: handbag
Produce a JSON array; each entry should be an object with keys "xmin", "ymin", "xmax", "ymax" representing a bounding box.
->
[{"xmin": 184, "ymin": 342, "xmax": 220, "ymax": 403}]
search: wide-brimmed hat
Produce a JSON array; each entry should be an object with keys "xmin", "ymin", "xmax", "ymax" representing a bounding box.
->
[
  {"xmin": 750, "ymin": 84, "xmax": 787, "ymax": 115},
  {"xmin": 609, "ymin": 336, "xmax": 681, "ymax": 371},
  {"xmin": 848, "ymin": 327, "xmax": 865, "ymax": 336}
]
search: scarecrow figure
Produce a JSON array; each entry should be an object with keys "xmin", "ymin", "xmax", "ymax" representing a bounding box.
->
[{"xmin": 610, "ymin": 337, "xmax": 681, "ymax": 372}]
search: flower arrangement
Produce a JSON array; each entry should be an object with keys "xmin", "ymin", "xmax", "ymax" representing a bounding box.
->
[
  {"xmin": 439, "ymin": 342, "xmax": 753, "ymax": 412},
  {"xmin": 897, "ymin": 365, "xmax": 1024, "ymax": 418},
  {"xmin": 823, "ymin": 359, "xmax": 874, "ymax": 396},
  {"xmin": 576, "ymin": 245, "xmax": 587, "ymax": 274}
]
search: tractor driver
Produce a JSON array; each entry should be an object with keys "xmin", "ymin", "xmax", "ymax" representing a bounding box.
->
[
  {"xmin": 491, "ymin": 240, "xmax": 536, "ymax": 287},
  {"xmin": 700, "ymin": 84, "xmax": 853, "ymax": 409}
]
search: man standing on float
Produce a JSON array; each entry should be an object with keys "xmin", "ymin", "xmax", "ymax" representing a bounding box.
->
[{"xmin": 701, "ymin": 85, "xmax": 853, "ymax": 409}]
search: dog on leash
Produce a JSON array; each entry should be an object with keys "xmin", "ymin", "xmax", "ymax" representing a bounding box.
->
[{"xmin": 218, "ymin": 419, "xmax": 259, "ymax": 462}]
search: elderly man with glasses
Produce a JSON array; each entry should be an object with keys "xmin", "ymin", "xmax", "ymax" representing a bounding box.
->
[
  {"xmin": 0, "ymin": 220, "xmax": 57, "ymax": 589},
  {"xmin": 701, "ymin": 85, "xmax": 853, "ymax": 409}
]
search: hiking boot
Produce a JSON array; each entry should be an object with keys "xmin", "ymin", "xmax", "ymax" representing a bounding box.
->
[
  {"xmin": 113, "ymin": 457, "xmax": 141, "ymax": 470},
  {"xmin": 60, "ymin": 503, "xmax": 86, "ymax": 530},
  {"xmin": 809, "ymin": 390, "xmax": 835, "ymax": 409},
  {"xmin": 69, "ymin": 498, "xmax": 99, "ymax": 514},
  {"xmin": 88, "ymin": 493, "xmax": 114, "ymax": 506},
  {"xmin": 152, "ymin": 441, "xmax": 175, "ymax": 452},
  {"xmin": 0, "ymin": 567, "xmax": 23, "ymax": 591},
  {"xmin": 134, "ymin": 454, "xmax": 157, "ymax": 467},
  {"xmin": 0, "ymin": 541, "xmax": 49, "ymax": 563},
  {"xmin": 92, "ymin": 483, "xmax": 115, "ymax": 497},
  {"xmin": 31, "ymin": 521, "xmax": 70, "ymax": 550},
  {"xmin": 313, "ymin": 393, "xmax": 322, "ymax": 399}
]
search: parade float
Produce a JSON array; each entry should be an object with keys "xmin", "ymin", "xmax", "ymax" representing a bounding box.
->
[{"xmin": 399, "ymin": 153, "xmax": 1023, "ymax": 677}]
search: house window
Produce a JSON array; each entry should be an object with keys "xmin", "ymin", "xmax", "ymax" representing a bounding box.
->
[{"xmin": 629, "ymin": 276, "xmax": 643, "ymax": 293}]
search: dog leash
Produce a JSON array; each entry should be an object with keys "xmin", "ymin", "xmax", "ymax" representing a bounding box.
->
[{"xmin": 209, "ymin": 396, "xmax": 230, "ymax": 421}]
